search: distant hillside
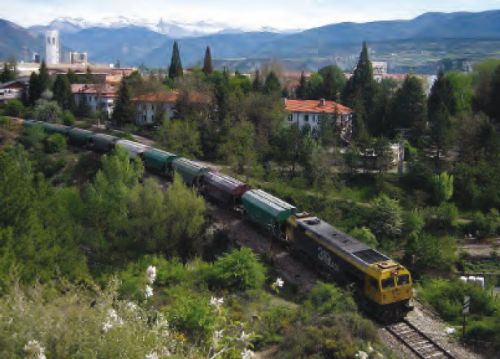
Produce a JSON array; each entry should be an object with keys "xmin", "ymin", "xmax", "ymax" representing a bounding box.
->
[
  {"xmin": 2, "ymin": 9, "xmax": 500, "ymax": 72},
  {"xmin": 0, "ymin": 19, "xmax": 41, "ymax": 60}
]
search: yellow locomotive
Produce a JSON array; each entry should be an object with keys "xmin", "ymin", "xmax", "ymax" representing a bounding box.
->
[{"xmin": 286, "ymin": 213, "xmax": 413, "ymax": 321}]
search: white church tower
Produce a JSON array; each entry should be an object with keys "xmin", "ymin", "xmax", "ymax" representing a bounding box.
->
[{"xmin": 45, "ymin": 30, "xmax": 60, "ymax": 65}]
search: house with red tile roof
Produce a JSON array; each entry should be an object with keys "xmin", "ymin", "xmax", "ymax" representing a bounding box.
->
[
  {"xmin": 71, "ymin": 83, "xmax": 117, "ymax": 118},
  {"xmin": 132, "ymin": 90, "xmax": 211, "ymax": 125},
  {"xmin": 284, "ymin": 98, "xmax": 354, "ymax": 141}
]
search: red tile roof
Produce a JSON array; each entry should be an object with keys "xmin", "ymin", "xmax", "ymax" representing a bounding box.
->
[
  {"xmin": 71, "ymin": 83, "xmax": 117, "ymax": 97},
  {"xmin": 132, "ymin": 90, "xmax": 211, "ymax": 104},
  {"xmin": 284, "ymin": 99, "xmax": 353, "ymax": 115}
]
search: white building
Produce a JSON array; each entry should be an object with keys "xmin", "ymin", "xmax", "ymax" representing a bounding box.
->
[
  {"xmin": 284, "ymin": 98, "xmax": 354, "ymax": 141},
  {"xmin": 71, "ymin": 84, "xmax": 116, "ymax": 118},
  {"xmin": 64, "ymin": 52, "xmax": 88, "ymax": 65},
  {"xmin": 45, "ymin": 30, "xmax": 60, "ymax": 65},
  {"xmin": 132, "ymin": 90, "xmax": 211, "ymax": 125},
  {"xmin": 0, "ymin": 79, "xmax": 27, "ymax": 103}
]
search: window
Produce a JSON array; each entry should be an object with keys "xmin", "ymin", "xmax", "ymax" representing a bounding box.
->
[
  {"xmin": 397, "ymin": 274, "xmax": 410, "ymax": 286},
  {"xmin": 304, "ymin": 114, "xmax": 309, "ymax": 122},
  {"xmin": 381, "ymin": 278, "xmax": 395, "ymax": 290},
  {"xmin": 288, "ymin": 114, "xmax": 293, "ymax": 122},
  {"xmin": 370, "ymin": 278, "xmax": 379, "ymax": 290}
]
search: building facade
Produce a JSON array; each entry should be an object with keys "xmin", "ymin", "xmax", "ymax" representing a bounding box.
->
[
  {"xmin": 45, "ymin": 30, "xmax": 60, "ymax": 65},
  {"xmin": 284, "ymin": 98, "xmax": 354, "ymax": 141},
  {"xmin": 71, "ymin": 84, "xmax": 116, "ymax": 118}
]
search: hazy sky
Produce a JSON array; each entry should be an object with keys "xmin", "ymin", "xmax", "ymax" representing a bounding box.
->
[{"xmin": 2, "ymin": 0, "xmax": 500, "ymax": 29}]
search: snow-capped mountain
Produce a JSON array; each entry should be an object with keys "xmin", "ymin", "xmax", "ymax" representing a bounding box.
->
[{"xmin": 29, "ymin": 16, "xmax": 242, "ymax": 38}]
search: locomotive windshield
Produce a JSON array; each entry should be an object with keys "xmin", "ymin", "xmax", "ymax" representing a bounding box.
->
[
  {"xmin": 397, "ymin": 274, "xmax": 410, "ymax": 286},
  {"xmin": 381, "ymin": 278, "xmax": 395, "ymax": 289}
]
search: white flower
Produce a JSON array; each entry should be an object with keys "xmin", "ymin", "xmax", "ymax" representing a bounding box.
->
[
  {"xmin": 241, "ymin": 349, "xmax": 255, "ymax": 359},
  {"xmin": 146, "ymin": 265, "xmax": 157, "ymax": 284},
  {"xmin": 275, "ymin": 277, "xmax": 284, "ymax": 288},
  {"xmin": 102, "ymin": 321, "xmax": 113, "ymax": 332},
  {"xmin": 24, "ymin": 340, "xmax": 46, "ymax": 359},
  {"xmin": 145, "ymin": 285, "xmax": 154, "ymax": 298},
  {"xmin": 213, "ymin": 329, "xmax": 224, "ymax": 343},
  {"xmin": 145, "ymin": 352, "xmax": 159, "ymax": 359},
  {"xmin": 355, "ymin": 351, "xmax": 369, "ymax": 359},
  {"xmin": 126, "ymin": 301, "xmax": 138, "ymax": 312},
  {"xmin": 209, "ymin": 296, "xmax": 224, "ymax": 308},
  {"xmin": 239, "ymin": 330, "xmax": 251, "ymax": 342}
]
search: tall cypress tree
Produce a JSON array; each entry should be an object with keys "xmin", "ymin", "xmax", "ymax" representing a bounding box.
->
[
  {"xmin": 252, "ymin": 70, "xmax": 263, "ymax": 92},
  {"xmin": 296, "ymin": 71, "xmax": 307, "ymax": 99},
  {"xmin": 202, "ymin": 46, "xmax": 213, "ymax": 75},
  {"xmin": 112, "ymin": 80, "xmax": 134, "ymax": 126},
  {"xmin": 264, "ymin": 71, "xmax": 281, "ymax": 95},
  {"xmin": 342, "ymin": 42, "xmax": 377, "ymax": 130},
  {"xmin": 488, "ymin": 65, "xmax": 500, "ymax": 122},
  {"xmin": 28, "ymin": 72, "xmax": 42, "ymax": 105},
  {"xmin": 38, "ymin": 61, "xmax": 51, "ymax": 94},
  {"xmin": 168, "ymin": 41, "xmax": 183, "ymax": 80}
]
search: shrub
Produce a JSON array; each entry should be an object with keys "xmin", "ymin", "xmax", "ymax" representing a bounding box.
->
[
  {"xmin": 349, "ymin": 227, "xmax": 378, "ymax": 248},
  {"xmin": 3, "ymin": 99, "xmax": 24, "ymax": 117},
  {"xmin": 44, "ymin": 133, "xmax": 66, "ymax": 153},
  {"xmin": 19, "ymin": 127, "xmax": 46, "ymax": 150},
  {"xmin": 259, "ymin": 305, "xmax": 298, "ymax": 344},
  {"xmin": 464, "ymin": 210, "xmax": 500, "ymax": 239},
  {"xmin": 431, "ymin": 202, "xmax": 459, "ymax": 229},
  {"xmin": 208, "ymin": 248, "xmax": 266, "ymax": 291},
  {"xmin": 369, "ymin": 194, "xmax": 403, "ymax": 240},
  {"xmin": 62, "ymin": 110, "xmax": 76, "ymax": 126},
  {"xmin": 405, "ymin": 234, "xmax": 456, "ymax": 272},
  {"xmin": 33, "ymin": 101, "xmax": 62, "ymax": 123},
  {"xmin": 431, "ymin": 172, "xmax": 454, "ymax": 204},
  {"xmin": 306, "ymin": 282, "xmax": 357, "ymax": 315}
]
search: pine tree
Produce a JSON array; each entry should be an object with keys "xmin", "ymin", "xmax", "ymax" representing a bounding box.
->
[
  {"xmin": 319, "ymin": 65, "xmax": 345, "ymax": 101},
  {"xmin": 38, "ymin": 61, "xmax": 51, "ymax": 93},
  {"xmin": 296, "ymin": 71, "xmax": 307, "ymax": 99},
  {"xmin": 168, "ymin": 41, "xmax": 183, "ymax": 80},
  {"xmin": 202, "ymin": 46, "xmax": 213, "ymax": 75},
  {"xmin": 112, "ymin": 80, "xmax": 134, "ymax": 126},
  {"xmin": 53, "ymin": 75, "xmax": 74, "ymax": 111},
  {"xmin": 252, "ymin": 70, "xmax": 263, "ymax": 92},
  {"xmin": 0, "ymin": 62, "xmax": 15, "ymax": 83}
]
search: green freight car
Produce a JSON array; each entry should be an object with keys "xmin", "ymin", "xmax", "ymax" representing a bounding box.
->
[
  {"xmin": 68, "ymin": 128, "xmax": 95, "ymax": 147},
  {"xmin": 241, "ymin": 189, "xmax": 296, "ymax": 238},
  {"xmin": 172, "ymin": 157, "xmax": 209, "ymax": 186},
  {"xmin": 143, "ymin": 148, "xmax": 178, "ymax": 176},
  {"xmin": 40, "ymin": 122, "xmax": 70, "ymax": 135},
  {"xmin": 22, "ymin": 120, "xmax": 43, "ymax": 129},
  {"xmin": 89, "ymin": 133, "xmax": 118, "ymax": 152}
]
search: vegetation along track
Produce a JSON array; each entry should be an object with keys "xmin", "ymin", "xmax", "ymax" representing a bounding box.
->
[{"xmin": 386, "ymin": 319, "xmax": 456, "ymax": 359}]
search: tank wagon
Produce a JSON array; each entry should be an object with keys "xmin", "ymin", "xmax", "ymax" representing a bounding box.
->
[
  {"xmin": 41, "ymin": 122, "xmax": 70, "ymax": 135},
  {"xmin": 18, "ymin": 119, "xmax": 413, "ymax": 322}
]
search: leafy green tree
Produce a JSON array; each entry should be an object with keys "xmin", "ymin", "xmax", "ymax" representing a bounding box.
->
[
  {"xmin": 3, "ymin": 99, "xmax": 24, "ymax": 117},
  {"xmin": 429, "ymin": 102, "xmax": 453, "ymax": 163},
  {"xmin": 168, "ymin": 41, "xmax": 183, "ymax": 80},
  {"xmin": 33, "ymin": 101, "xmax": 63, "ymax": 123},
  {"xmin": 405, "ymin": 234, "xmax": 456, "ymax": 272},
  {"xmin": 62, "ymin": 110, "xmax": 76, "ymax": 126},
  {"xmin": 157, "ymin": 119, "xmax": 202, "ymax": 158},
  {"xmin": 219, "ymin": 120, "xmax": 256, "ymax": 174},
  {"xmin": 44, "ymin": 133, "xmax": 67, "ymax": 153},
  {"xmin": 369, "ymin": 194, "xmax": 403, "ymax": 240},
  {"xmin": 445, "ymin": 71, "xmax": 473, "ymax": 115},
  {"xmin": 75, "ymin": 95, "xmax": 91, "ymax": 118},
  {"xmin": 389, "ymin": 75, "xmax": 427, "ymax": 138},
  {"xmin": 264, "ymin": 71, "xmax": 281, "ymax": 95},
  {"xmin": 431, "ymin": 172, "xmax": 454, "ymax": 204},
  {"xmin": 53, "ymin": 74, "xmax": 74, "ymax": 111},
  {"xmin": 202, "ymin": 46, "xmax": 213, "ymax": 75},
  {"xmin": 163, "ymin": 174, "xmax": 206, "ymax": 257},
  {"xmin": 373, "ymin": 137, "xmax": 394, "ymax": 174},
  {"xmin": 305, "ymin": 73, "xmax": 324, "ymax": 99},
  {"xmin": 471, "ymin": 59, "xmax": 500, "ymax": 115},
  {"xmin": 318, "ymin": 65, "xmax": 346, "ymax": 101},
  {"xmin": 272, "ymin": 125, "xmax": 303, "ymax": 177},
  {"xmin": 112, "ymin": 79, "xmax": 134, "ymax": 126},
  {"xmin": 66, "ymin": 69, "xmax": 79, "ymax": 84}
]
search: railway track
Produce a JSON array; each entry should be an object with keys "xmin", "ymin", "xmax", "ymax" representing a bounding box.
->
[{"xmin": 386, "ymin": 319, "xmax": 456, "ymax": 359}]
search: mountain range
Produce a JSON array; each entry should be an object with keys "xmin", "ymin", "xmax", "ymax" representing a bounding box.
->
[{"xmin": 2, "ymin": 10, "xmax": 500, "ymax": 73}]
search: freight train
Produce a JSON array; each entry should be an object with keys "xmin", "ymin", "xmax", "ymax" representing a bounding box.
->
[{"xmin": 19, "ymin": 119, "xmax": 413, "ymax": 322}]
